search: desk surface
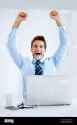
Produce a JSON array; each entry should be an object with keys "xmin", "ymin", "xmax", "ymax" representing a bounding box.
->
[{"xmin": 0, "ymin": 99, "xmax": 77, "ymax": 117}]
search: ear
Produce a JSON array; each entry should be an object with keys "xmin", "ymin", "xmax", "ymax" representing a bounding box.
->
[
  {"xmin": 44, "ymin": 48, "xmax": 46, "ymax": 52},
  {"xmin": 30, "ymin": 47, "xmax": 33, "ymax": 53},
  {"xmin": 30, "ymin": 47, "xmax": 32, "ymax": 52}
]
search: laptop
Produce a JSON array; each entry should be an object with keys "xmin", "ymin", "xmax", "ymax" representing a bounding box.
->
[{"xmin": 24, "ymin": 75, "xmax": 72, "ymax": 106}]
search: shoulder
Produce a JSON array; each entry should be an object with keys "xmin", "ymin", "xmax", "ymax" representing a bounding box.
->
[
  {"xmin": 23, "ymin": 57, "xmax": 31, "ymax": 64},
  {"xmin": 44, "ymin": 57, "xmax": 54, "ymax": 63}
]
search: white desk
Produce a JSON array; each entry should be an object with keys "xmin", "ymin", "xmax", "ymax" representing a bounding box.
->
[{"xmin": 0, "ymin": 99, "xmax": 77, "ymax": 117}]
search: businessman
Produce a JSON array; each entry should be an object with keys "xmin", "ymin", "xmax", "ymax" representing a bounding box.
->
[
  {"xmin": 7, "ymin": 10, "xmax": 68, "ymax": 107},
  {"xmin": 7, "ymin": 10, "xmax": 68, "ymax": 76}
]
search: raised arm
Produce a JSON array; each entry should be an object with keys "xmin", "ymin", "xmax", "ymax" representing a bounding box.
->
[
  {"xmin": 49, "ymin": 9, "xmax": 68, "ymax": 67},
  {"xmin": 7, "ymin": 11, "xmax": 28, "ymax": 69}
]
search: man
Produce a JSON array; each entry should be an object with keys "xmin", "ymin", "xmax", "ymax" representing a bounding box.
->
[
  {"xmin": 7, "ymin": 9, "xmax": 67, "ymax": 76},
  {"xmin": 7, "ymin": 10, "xmax": 68, "ymax": 107}
]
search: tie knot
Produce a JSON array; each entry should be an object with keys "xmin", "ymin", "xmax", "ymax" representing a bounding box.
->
[{"xmin": 35, "ymin": 60, "xmax": 41, "ymax": 65}]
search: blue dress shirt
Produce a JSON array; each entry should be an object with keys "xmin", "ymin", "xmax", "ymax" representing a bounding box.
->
[
  {"xmin": 7, "ymin": 26, "xmax": 67, "ymax": 75},
  {"xmin": 7, "ymin": 26, "xmax": 68, "ymax": 99}
]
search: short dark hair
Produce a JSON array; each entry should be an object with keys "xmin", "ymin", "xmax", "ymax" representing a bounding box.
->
[{"xmin": 31, "ymin": 35, "xmax": 47, "ymax": 49}]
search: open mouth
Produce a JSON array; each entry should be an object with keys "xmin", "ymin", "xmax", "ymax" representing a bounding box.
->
[{"xmin": 35, "ymin": 53, "xmax": 41, "ymax": 55}]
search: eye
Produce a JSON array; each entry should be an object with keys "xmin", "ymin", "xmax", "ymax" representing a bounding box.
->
[
  {"xmin": 40, "ymin": 45, "xmax": 43, "ymax": 48},
  {"xmin": 34, "ymin": 45, "xmax": 38, "ymax": 48}
]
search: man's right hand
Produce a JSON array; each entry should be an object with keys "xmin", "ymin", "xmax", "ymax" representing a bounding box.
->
[
  {"xmin": 12, "ymin": 11, "xmax": 28, "ymax": 28},
  {"xmin": 49, "ymin": 9, "xmax": 62, "ymax": 27}
]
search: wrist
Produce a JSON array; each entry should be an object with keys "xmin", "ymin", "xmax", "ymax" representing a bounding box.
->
[
  {"xmin": 56, "ymin": 20, "xmax": 63, "ymax": 27},
  {"xmin": 12, "ymin": 20, "xmax": 21, "ymax": 28}
]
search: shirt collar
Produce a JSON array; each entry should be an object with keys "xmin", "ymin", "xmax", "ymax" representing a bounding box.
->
[{"xmin": 32, "ymin": 57, "xmax": 45, "ymax": 64}]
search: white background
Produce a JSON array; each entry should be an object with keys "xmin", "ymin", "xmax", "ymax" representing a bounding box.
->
[{"xmin": 0, "ymin": 8, "xmax": 77, "ymax": 106}]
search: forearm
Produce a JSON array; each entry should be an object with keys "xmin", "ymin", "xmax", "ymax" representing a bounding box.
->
[
  {"xmin": 12, "ymin": 20, "xmax": 21, "ymax": 28},
  {"xmin": 7, "ymin": 28, "xmax": 23, "ymax": 68},
  {"xmin": 56, "ymin": 18, "xmax": 63, "ymax": 27},
  {"xmin": 53, "ymin": 26, "xmax": 68, "ymax": 66},
  {"xmin": 7, "ymin": 27, "xmax": 17, "ymax": 52},
  {"xmin": 59, "ymin": 26, "xmax": 67, "ymax": 44}
]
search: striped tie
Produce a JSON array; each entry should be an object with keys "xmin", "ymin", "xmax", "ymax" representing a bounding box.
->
[{"xmin": 35, "ymin": 60, "xmax": 43, "ymax": 75}]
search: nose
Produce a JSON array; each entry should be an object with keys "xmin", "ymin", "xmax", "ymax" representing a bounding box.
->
[{"xmin": 36, "ymin": 47, "xmax": 41, "ymax": 51}]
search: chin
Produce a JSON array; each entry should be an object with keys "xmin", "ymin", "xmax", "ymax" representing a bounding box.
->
[{"xmin": 35, "ymin": 55, "xmax": 42, "ymax": 60}]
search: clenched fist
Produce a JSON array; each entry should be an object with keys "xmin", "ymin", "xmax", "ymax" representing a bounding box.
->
[
  {"xmin": 13, "ymin": 11, "xmax": 28, "ymax": 28},
  {"xmin": 49, "ymin": 9, "xmax": 62, "ymax": 26}
]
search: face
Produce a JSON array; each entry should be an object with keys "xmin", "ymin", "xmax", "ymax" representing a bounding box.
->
[{"xmin": 31, "ymin": 40, "xmax": 46, "ymax": 60}]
